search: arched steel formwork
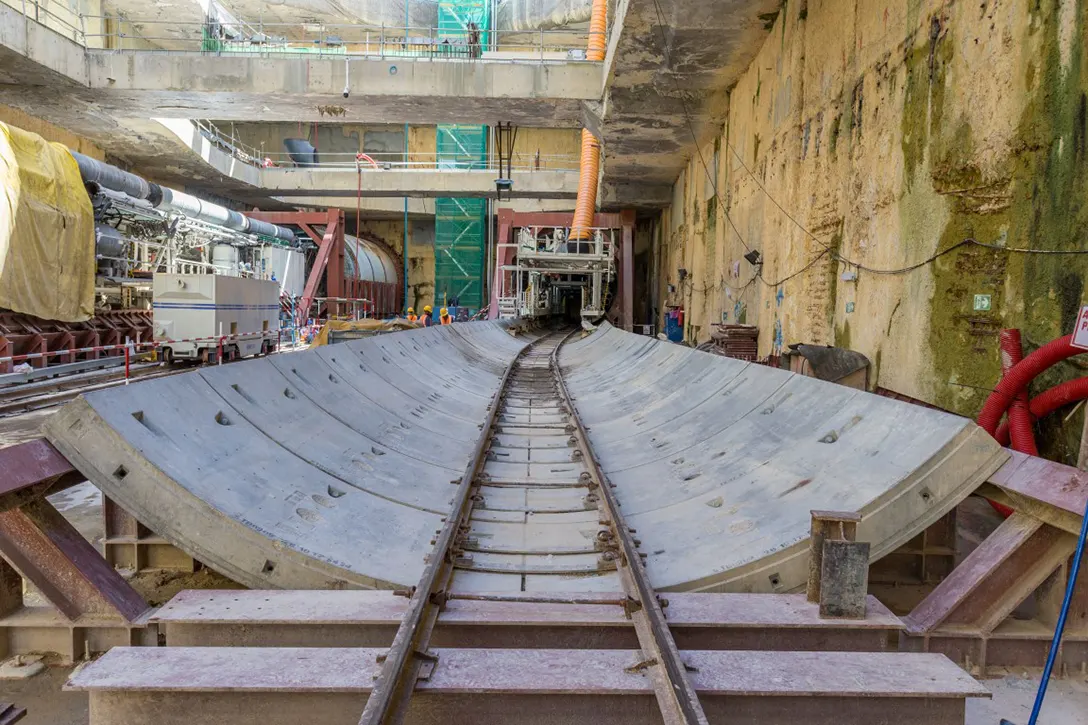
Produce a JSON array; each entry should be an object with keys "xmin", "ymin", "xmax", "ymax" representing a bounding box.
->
[{"xmin": 45, "ymin": 323, "xmax": 1006, "ymax": 592}]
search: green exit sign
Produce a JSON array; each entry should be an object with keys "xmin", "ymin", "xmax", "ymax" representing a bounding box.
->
[{"xmin": 973, "ymin": 294, "xmax": 992, "ymax": 312}]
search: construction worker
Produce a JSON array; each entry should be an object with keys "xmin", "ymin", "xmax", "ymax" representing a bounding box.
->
[
  {"xmin": 406, "ymin": 307, "xmax": 418, "ymax": 323},
  {"xmin": 439, "ymin": 307, "xmax": 453, "ymax": 325},
  {"xmin": 419, "ymin": 305, "xmax": 434, "ymax": 327}
]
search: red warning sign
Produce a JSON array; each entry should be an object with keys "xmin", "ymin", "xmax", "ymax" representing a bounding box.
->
[{"xmin": 1073, "ymin": 306, "xmax": 1088, "ymax": 351}]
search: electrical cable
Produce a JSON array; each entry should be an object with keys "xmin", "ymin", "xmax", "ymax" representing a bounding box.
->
[{"xmin": 647, "ymin": 0, "xmax": 1088, "ymax": 288}]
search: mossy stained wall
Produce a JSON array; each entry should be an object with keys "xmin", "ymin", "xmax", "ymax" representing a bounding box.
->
[{"xmin": 662, "ymin": 0, "xmax": 1088, "ymax": 460}]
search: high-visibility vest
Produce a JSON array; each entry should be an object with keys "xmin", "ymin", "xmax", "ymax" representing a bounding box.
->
[
  {"xmin": 420, "ymin": 314, "xmax": 432, "ymax": 326},
  {"xmin": 407, "ymin": 314, "xmax": 418, "ymax": 322},
  {"xmin": 440, "ymin": 315, "xmax": 453, "ymax": 325}
]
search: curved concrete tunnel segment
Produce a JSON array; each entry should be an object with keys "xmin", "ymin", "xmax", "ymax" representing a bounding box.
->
[{"xmin": 44, "ymin": 324, "xmax": 1007, "ymax": 592}]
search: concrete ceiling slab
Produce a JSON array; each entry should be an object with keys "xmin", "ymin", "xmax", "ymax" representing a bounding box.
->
[{"xmin": 599, "ymin": 0, "xmax": 782, "ymax": 189}]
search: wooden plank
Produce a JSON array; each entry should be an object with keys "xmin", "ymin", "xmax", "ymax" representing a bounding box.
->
[
  {"xmin": 152, "ymin": 590, "xmax": 902, "ymax": 630},
  {"xmin": 67, "ymin": 647, "xmax": 989, "ymax": 698}
]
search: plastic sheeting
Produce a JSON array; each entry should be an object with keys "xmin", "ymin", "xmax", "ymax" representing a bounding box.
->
[
  {"xmin": 310, "ymin": 317, "xmax": 420, "ymax": 347},
  {"xmin": 497, "ymin": 0, "xmax": 592, "ymax": 31},
  {"xmin": 0, "ymin": 123, "xmax": 95, "ymax": 322}
]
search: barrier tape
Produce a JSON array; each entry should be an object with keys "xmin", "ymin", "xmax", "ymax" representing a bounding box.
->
[{"xmin": 0, "ymin": 330, "xmax": 281, "ymax": 365}]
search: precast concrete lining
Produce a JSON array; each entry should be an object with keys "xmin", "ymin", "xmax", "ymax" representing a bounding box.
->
[
  {"xmin": 45, "ymin": 323, "xmax": 529, "ymax": 590},
  {"xmin": 46, "ymin": 322, "xmax": 1007, "ymax": 594},
  {"xmin": 558, "ymin": 324, "xmax": 1009, "ymax": 592}
]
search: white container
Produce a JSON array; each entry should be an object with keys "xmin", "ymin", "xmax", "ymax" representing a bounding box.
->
[
  {"xmin": 211, "ymin": 245, "xmax": 240, "ymax": 276},
  {"xmin": 259, "ymin": 246, "xmax": 306, "ymax": 298},
  {"xmin": 153, "ymin": 274, "xmax": 280, "ymax": 362}
]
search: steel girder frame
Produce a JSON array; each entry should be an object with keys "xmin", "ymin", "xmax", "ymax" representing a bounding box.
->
[
  {"xmin": 247, "ymin": 210, "xmax": 403, "ymax": 319},
  {"xmin": 489, "ymin": 209, "xmax": 636, "ymax": 328}
]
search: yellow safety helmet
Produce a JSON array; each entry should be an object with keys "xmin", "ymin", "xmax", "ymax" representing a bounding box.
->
[
  {"xmin": 440, "ymin": 307, "xmax": 449, "ymax": 316},
  {"xmin": 407, "ymin": 307, "xmax": 415, "ymax": 314},
  {"xmin": 424, "ymin": 305, "xmax": 432, "ymax": 313}
]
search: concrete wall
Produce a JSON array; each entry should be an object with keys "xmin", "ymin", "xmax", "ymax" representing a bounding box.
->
[
  {"xmin": 659, "ymin": 0, "xmax": 1088, "ymax": 460},
  {"xmin": 511, "ymin": 127, "xmax": 581, "ymax": 169},
  {"xmin": 0, "ymin": 102, "xmax": 105, "ymax": 158},
  {"xmin": 357, "ymin": 218, "xmax": 436, "ymax": 312},
  {"xmin": 0, "ymin": 0, "xmax": 160, "ymax": 50},
  {"xmin": 215, "ymin": 122, "xmax": 429, "ymax": 164}
]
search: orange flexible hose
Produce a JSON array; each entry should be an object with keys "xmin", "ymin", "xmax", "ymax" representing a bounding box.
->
[
  {"xmin": 569, "ymin": 129, "xmax": 601, "ymax": 240},
  {"xmin": 571, "ymin": 0, "xmax": 607, "ymax": 240},
  {"xmin": 587, "ymin": 0, "xmax": 607, "ymax": 61}
]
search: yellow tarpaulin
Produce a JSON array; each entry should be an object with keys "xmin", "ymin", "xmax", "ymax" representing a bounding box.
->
[
  {"xmin": 0, "ymin": 122, "xmax": 95, "ymax": 322},
  {"xmin": 310, "ymin": 318, "xmax": 420, "ymax": 347}
]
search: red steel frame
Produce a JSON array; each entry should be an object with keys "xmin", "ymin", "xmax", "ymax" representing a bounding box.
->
[
  {"xmin": 0, "ymin": 310, "xmax": 153, "ymax": 375},
  {"xmin": 247, "ymin": 210, "xmax": 403, "ymax": 321},
  {"xmin": 490, "ymin": 209, "xmax": 637, "ymax": 330}
]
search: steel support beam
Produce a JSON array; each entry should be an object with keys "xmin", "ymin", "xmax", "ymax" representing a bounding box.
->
[{"xmin": 0, "ymin": 439, "xmax": 83, "ymax": 513}]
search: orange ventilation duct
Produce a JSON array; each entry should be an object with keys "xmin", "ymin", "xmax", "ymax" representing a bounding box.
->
[
  {"xmin": 571, "ymin": 0, "xmax": 607, "ymax": 241},
  {"xmin": 587, "ymin": 0, "xmax": 607, "ymax": 61},
  {"xmin": 570, "ymin": 129, "xmax": 601, "ymax": 240}
]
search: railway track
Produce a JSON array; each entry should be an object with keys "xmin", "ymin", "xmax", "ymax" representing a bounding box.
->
[
  {"xmin": 0, "ymin": 342, "xmax": 311, "ymax": 419},
  {"xmin": 0, "ymin": 363, "xmax": 182, "ymax": 418},
  {"xmin": 359, "ymin": 326, "xmax": 708, "ymax": 725}
]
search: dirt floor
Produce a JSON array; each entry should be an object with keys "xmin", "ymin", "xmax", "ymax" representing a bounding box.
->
[{"xmin": 966, "ymin": 676, "xmax": 1088, "ymax": 724}]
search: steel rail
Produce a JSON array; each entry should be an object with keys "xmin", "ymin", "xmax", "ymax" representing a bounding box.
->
[
  {"xmin": 356, "ymin": 324, "xmax": 547, "ymax": 725},
  {"xmin": 550, "ymin": 330, "xmax": 710, "ymax": 725}
]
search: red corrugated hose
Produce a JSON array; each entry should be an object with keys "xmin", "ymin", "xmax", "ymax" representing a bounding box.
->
[
  {"xmin": 1000, "ymin": 329, "xmax": 1038, "ymax": 456},
  {"xmin": 994, "ymin": 376, "xmax": 1088, "ymax": 445},
  {"xmin": 977, "ymin": 334, "xmax": 1081, "ymax": 434},
  {"xmin": 978, "ymin": 332, "xmax": 1086, "ymax": 517}
]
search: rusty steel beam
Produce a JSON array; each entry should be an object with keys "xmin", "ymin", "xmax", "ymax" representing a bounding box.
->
[
  {"xmin": 68, "ymin": 646, "xmax": 989, "ymax": 725},
  {"xmin": 902, "ymin": 504, "xmax": 1087, "ymax": 675},
  {"xmin": 153, "ymin": 590, "xmax": 901, "ymax": 652},
  {"xmin": 0, "ymin": 498, "xmax": 148, "ymax": 622},
  {"xmin": 984, "ymin": 449, "xmax": 1088, "ymax": 534},
  {"xmin": 0, "ymin": 439, "xmax": 84, "ymax": 513},
  {"xmin": 0, "ymin": 703, "xmax": 26, "ymax": 725},
  {"xmin": 550, "ymin": 330, "xmax": 708, "ymax": 725}
]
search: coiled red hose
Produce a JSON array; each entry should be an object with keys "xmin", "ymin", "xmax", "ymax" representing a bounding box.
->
[
  {"xmin": 977, "ymin": 334, "xmax": 1080, "ymax": 434},
  {"xmin": 1000, "ymin": 329, "xmax": 1038, "ymax": 456},
  {"xmin": 994, "ymin": 376, "xmax": 1088, "ymax": 445}
]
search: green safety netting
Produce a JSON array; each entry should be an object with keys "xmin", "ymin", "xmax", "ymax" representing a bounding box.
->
[
  {"xmin": 438, "ymin": 0, "xmax": 491, "ymax": 46},
  {"xmin": 434, "ymin": 197, "xmax": 486, "ymax": 310},
  {"xmin": 435, "ymin": 114, "xmax": 488, "ymax": 309}
]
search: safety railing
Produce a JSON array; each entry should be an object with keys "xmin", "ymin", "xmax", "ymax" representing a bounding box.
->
[
  {"xmin": 191, "ymin": 120, "xmax": 581, "ymax": 172},
  {"xmin": 8, "ymin": 0, "xmax": 86, "ymax": 44},
  {"xmin": 6, "ymin": 4, "xmax": 603, "ymax": 63}
]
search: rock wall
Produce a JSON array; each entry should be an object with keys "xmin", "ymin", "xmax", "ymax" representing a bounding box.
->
[{"xmin": 659, "ymin": 0, "xmax": 1088, "ymax": 459}]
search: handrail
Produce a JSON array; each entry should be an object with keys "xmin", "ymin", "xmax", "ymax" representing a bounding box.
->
[
  {"xmin": 191, "ymin": 119, "xmax": 582, "ymax": 172},
  {"xmin": 9, "ymin": 5, "xmax": 604, "ymax": 62}
]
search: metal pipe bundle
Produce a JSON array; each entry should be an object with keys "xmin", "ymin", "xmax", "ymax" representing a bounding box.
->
[{"xmin": 70, "ymin": 152, "xmax": 295, "ymax": 243}]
